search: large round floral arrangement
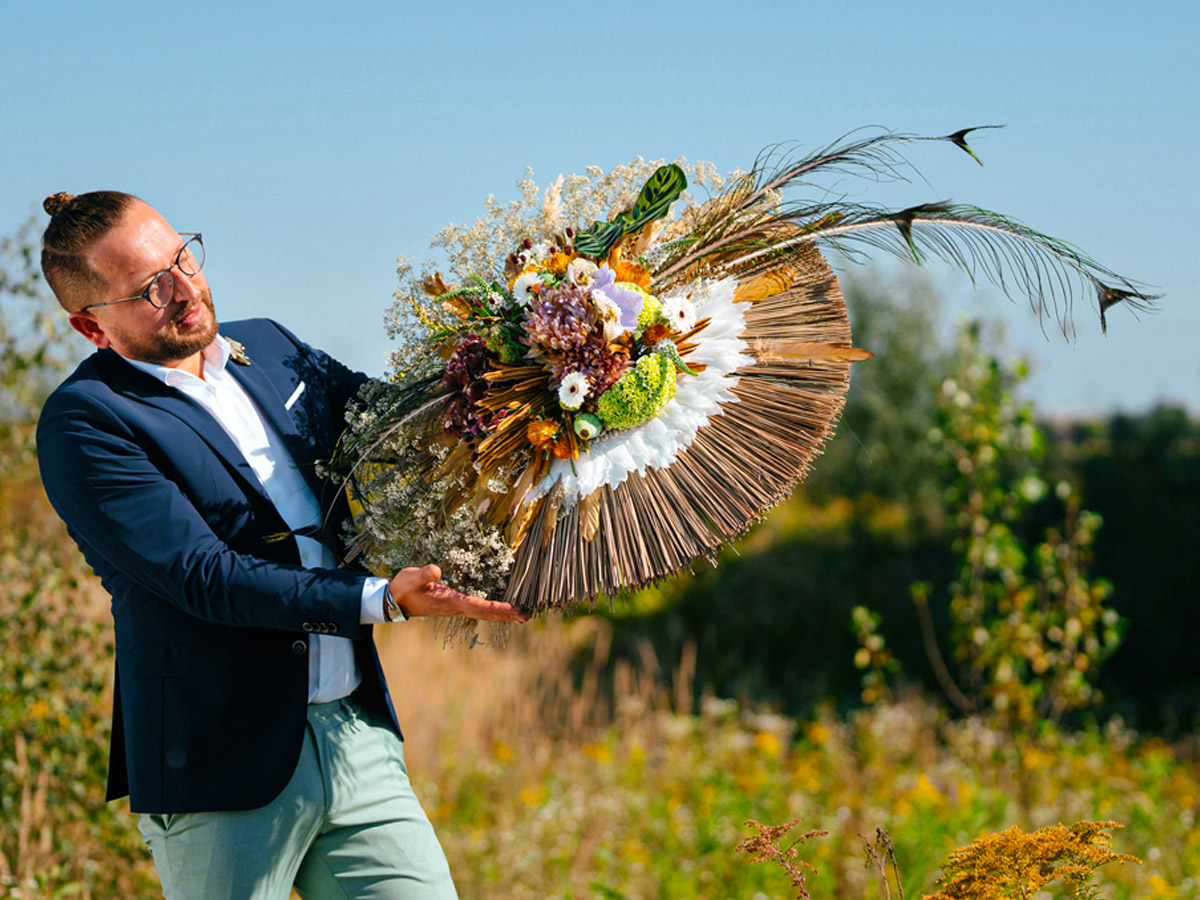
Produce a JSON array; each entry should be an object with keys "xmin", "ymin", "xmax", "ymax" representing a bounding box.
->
[{"xmin": 332, "ymin": 128, "xmax": 1153, "ymax": 629}]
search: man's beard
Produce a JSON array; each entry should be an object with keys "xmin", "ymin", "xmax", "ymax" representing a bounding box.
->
[{"xmin": 124, "ymin": 290, "xmax": 219, "ymax": 365}]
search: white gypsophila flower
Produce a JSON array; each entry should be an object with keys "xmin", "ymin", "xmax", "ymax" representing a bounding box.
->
[
  {"xmin": 352, "ymin": 440, "xmax": 515, "ymax": 604},
  {"xmin": 568, "ymin": 258, "xmax": 598, "ymax": 287},
  {"xmin": 511, "ymin": 272, "xmax": 542, "ymax": 307},
  {"xmin": 661, "ymin": 293, "xmax": 697, "ymax": 333},
  {"xmin": 558, "ymin": 371, "xmax": 589, "ymax": 409}
]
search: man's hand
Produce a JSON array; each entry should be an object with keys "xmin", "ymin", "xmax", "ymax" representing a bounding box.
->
[{"xmin": 388, "ymin": 565, "xmax": 531, "ymax": 623}]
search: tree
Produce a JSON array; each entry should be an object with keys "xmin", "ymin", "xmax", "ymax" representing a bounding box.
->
[{"xmin": 906, "ymin": 322, "xmax": 1122, "ymax": 727}]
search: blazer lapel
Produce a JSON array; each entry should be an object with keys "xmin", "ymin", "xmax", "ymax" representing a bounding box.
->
[
  {"xmin": 226, "ymin": 361, "xmax": 327, "ymax": 502},
  {"xmin": 222, "ymin": 343, "xmax": 351, "ymax": 563},
  {"xmin": 96, "ymin": 351, "xmax": 274, "ymax": 507}
]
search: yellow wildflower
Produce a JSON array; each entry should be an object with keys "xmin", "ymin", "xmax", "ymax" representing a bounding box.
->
[
  {"xmin": 585, "ymin": 743, "xmax": 612, "ymax": 763},
  {"xmin": 754, "ymin": 731, "xmax": 783, "ymax": 757}
]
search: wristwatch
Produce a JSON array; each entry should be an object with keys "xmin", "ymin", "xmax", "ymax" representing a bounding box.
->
[{"xmin": 382, "ymin": 583, "xmax": 409, "ymax": 622}]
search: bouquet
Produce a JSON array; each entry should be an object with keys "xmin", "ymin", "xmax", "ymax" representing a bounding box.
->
[{"xmin": 333, "ymin": 127, "xmax": 1153, "ymax": 620}]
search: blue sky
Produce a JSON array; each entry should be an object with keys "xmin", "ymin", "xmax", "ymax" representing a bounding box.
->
[{"xmin": 3, "ymin": 1, "xmax": 1196, "ymax": 416}]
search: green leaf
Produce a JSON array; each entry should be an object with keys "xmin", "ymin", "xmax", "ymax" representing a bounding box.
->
[
  {"xmin": 627, "ymin": 163, "xmax": 687, "ymax": 232},
  {"xmin": 573, "ymin": 219, "xmax": 628, "ymax": 258},
  {"xmin": 573, "ymin": 164, "xmax": 688, "ymax": 259}
]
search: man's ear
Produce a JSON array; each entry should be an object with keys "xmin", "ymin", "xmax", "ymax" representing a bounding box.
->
[{"xmin": 68, "ymin": 311, "xmax": 112, "ymax": 349}]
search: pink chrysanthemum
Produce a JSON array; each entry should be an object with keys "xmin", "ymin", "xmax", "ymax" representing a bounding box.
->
[
  {"xmin": 549, "ymin": 326, "xmax": 630, "ymax": 398},
  {"xmin": 524, "ymin": 284, "xmax": 597, "ymax": 352}
]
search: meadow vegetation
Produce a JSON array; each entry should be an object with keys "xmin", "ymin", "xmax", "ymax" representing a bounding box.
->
[{"xmin": 2, "ymin": 220, "xmax": 1198, "ymax": 898}]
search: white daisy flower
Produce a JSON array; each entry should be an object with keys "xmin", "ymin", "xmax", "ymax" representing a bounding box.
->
[
  {"xmin": 511, "ymin": 272, "xmax": 542, "ymax": 307},
  {"xmin": 661, "ymin": 294, "xmax": 697, "ymax": 333},
  {"xmin": 557, "ymin": 371, "xmax": 589, "ymax": 409}
]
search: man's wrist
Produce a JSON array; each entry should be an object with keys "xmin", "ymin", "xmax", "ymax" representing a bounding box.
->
[{"xmin": 382, "ymin": 583, "xmax": 409, "ymax": 622}]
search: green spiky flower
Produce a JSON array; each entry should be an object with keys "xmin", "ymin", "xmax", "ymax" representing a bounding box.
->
[
  {"xmin": 596, "ymin": 354, "xmax": 677, "ymax": 431},
  {"xmin": 634, "ymin": 293, "xmax": 665, "ymax": 332}
]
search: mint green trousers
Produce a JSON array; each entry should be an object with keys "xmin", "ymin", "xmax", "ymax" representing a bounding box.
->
[{"xmin": 138, "ymin": 697, "xmax": 457, "ymax": 900}]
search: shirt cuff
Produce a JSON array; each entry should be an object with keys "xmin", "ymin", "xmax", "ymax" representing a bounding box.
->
[{"xmin": 360, "ymin": 576, "xmax": 391, "ymax": 625}]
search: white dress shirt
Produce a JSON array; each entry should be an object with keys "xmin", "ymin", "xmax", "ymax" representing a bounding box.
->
[{"xmin": 126, "ymin": 335, "xmax": 390, "ymax": 704}]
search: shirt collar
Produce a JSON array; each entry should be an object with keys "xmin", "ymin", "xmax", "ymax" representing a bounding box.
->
[{"xmin": 124, "ymin": 335, "xmax": 232, "ymax": 387}]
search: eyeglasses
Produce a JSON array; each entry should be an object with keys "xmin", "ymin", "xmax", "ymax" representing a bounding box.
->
[{"xmin": 81, "ymin": 233, "xmax": 205, "ymax": 312}]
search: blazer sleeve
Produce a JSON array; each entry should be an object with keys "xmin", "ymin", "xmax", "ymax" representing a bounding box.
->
[{"xmin": 37, "ymin": 385, "xmax": 368, "ymax": 638}]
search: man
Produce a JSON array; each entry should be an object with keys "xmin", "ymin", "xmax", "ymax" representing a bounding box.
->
[{"xmin": 35, "ymin": 190, "xmax": 527, "ymax": 899}]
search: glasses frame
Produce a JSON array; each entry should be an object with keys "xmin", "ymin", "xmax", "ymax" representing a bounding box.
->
[{"xmin": 80, "ymin": 233, "xmax": 204, "ymax": 312}]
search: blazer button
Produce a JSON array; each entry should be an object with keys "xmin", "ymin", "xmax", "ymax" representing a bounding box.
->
[
  {"xmin": 292, "ymin": 640, "xmax": 307, "ymax": 655},
  {"xmin": 328, "ymin": 623, "xmax": 339, "ymax": 635},
  {"xmin": 302, "ymin": 622, "xmax": 314, "ymax": 632}
]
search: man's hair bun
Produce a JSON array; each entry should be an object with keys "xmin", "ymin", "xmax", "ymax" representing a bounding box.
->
[{"xmin": 43, "ymin": 193, "xmax": 76, "ymax": 217}]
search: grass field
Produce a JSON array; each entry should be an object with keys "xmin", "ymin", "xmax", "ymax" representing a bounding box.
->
[{"xmin": 377, "ymin": 618, "xmax": 1200, "ymax": 899}]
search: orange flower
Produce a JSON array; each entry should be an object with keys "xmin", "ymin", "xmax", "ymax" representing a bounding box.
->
[
  {"xmin": 527, "ymin": 419, "xmax": 558, "ymax": 452},
  {"xmin": 642, "ymin": 321, "xmax": 671, "ymax": 346},
  {"xmin": 613, "ymin": 259, "xmax": 652, "ymax": 289},
  {"xmin": 543, "ymin": 252, "xmax": 572, "ymax": 276},
  {"xmin": 551, "ymin": 437, "xmax": 573, "ymax": 459}
]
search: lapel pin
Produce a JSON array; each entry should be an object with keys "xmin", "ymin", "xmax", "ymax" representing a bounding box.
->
[{"xmin": 226, "ymin": 338, "xmax": 252, "ymax": 366}]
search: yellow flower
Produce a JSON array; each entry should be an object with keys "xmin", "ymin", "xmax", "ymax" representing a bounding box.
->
[
  {"xmin": 907, "ymin": 773, "xmax": 948, "ymax": 809},
  {"xmin": 1149, "ymin": 874, "xmax": 1177, "ymax": 898},
  {"xmin": 805, "ymin": 722, "xmax": 830, "ymax": 745},
  {"xmin": 754, "ymin": 731, "xmax": 783, "ymax": 757},
  {"xmin": 518, "ymin": 787, "xmax": 545, "ymax": 806},
  {"xmin": 585, "ymin": 743, "xmax": 612, "ymax": 763}
]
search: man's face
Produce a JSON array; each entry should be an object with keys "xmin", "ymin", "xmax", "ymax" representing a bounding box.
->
[{"xmin": 69, "ymin": 200, "xmax": 218, "ymax": 366}]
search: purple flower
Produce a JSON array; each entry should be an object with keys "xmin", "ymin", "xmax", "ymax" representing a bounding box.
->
[{"xmin": 589, "ymin": 265, "xmax": 644, "ymax": 332}]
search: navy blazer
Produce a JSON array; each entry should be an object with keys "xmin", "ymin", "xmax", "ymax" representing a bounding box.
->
[{"xmin": 37, "ymin": 318, "xmax": 399, "ymax": 814}]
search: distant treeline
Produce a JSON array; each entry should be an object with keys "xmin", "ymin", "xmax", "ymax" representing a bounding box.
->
[{"xmin": 605, "ymin": 405, "xmax": 1199, "ymax": 733}]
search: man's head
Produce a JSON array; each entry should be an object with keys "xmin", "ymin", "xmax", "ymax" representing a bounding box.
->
[{"xmin": 41, "ymin": 192, "xmax": 218, "ymax": 366}]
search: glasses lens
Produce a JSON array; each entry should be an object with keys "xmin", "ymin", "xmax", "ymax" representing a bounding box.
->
[
  {"xmin": 147, "ymin": 270, "xmax": 175, "ymax": 308},
  {"xmin": 178, "ymin": 236, "xmax": 204, "ymax": 276}
]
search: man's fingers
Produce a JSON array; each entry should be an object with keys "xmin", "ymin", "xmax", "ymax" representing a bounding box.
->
[
  {"xmin": 391, "ymin": 564, "xmax": 531, "ymax": 622},
  {"xmin": 422, "ymin": 583, "xmax": 529, "ymax": 622},
  {"xmin": 458, "ymin": 594, "xmax": 531, "ymax": 623}
]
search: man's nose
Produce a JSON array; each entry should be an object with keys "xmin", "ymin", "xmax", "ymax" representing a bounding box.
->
[{"xmin": 171, "ymin": 267, "xmax": 204, "ymax": 303}]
